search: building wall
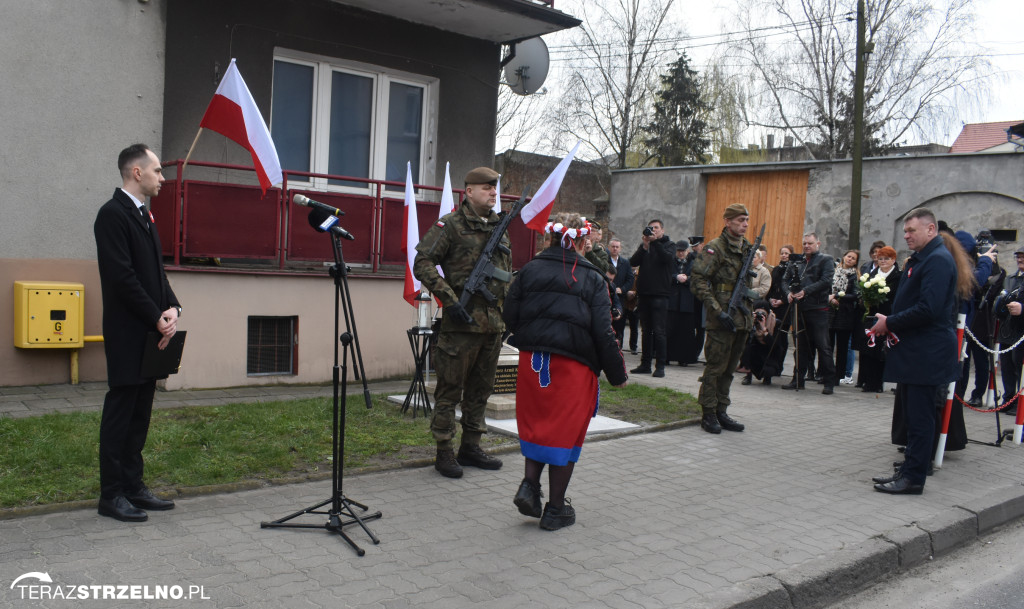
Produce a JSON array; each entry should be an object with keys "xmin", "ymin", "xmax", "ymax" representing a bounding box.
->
[
  {"xmin": 611, "ymin": 153, "xmax": 1024, "ymax": 264},
  {"xmin": 1, "ymin": 259, "xmax": 419, "ymax": 388},
  {"xmin": 156, "ymin": 271, "xmax": 418, "ymax": 390},
  {"xmin": 0, "ymin": 0, "xmax": 504, "ymax": 388},
  {"xmin": 0, "ymin": 1, "xmax": 167, "ymax": 261}
]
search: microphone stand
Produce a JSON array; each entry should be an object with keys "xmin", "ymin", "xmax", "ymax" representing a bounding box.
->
[{"xmin": 261, "ymin": 231, "xmax": 381, "ymax": 555}]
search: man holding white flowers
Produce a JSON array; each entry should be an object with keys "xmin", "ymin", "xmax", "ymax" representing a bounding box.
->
[
  {"xmin": 858, "ymin": 246, "xmax": 900, "ymax": 393},
  {"xmin": 782, "ymin": 233, "xmax": 837, "ymax": 394},
  {"xmin": 868, "ymin": 208, "xmax": 959, "ymax": 495}
]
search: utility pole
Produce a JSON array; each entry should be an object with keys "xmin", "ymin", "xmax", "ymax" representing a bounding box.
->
[{"xmin": 849, "ymin": 0, "xmax": 866, "ymax": 249}]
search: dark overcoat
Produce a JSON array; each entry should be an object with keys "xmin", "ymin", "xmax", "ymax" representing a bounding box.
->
[
  {"xmin": 883, "ymin": 237, "xmax": 959, "ymax": 385},
  {"xmin": 94, "ymin": 189, "xmax": 179, "ymax": 387}
]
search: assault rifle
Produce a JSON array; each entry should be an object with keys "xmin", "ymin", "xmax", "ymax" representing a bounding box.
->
[
  {"xmin": 727, "ymin": 222, "xmax": 766, "ymax": 320},
  {"xmin": 458, "ymin": 187, "xmax": 533, "ymax": 319}
]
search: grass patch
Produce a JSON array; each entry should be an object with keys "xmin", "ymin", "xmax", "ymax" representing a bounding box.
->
[{"xmin": 0, "ymin": 382, "xmax": 698, "ymax": 509}]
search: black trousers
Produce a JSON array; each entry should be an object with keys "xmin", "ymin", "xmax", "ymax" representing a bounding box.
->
[
  {"xmin": 99, "ymin": 380, "xmax": 157, "ymax": 499},
  {"xmin": 638, "ymin": 296, "xmax": 668, "ymax": 367},
  {"xmin": 897, "ymin": 383, "xmax": 939, "ymax": 486},
  {"xmin": 794, "ymin": 308, "xmax": 836, "ymax": 385}
]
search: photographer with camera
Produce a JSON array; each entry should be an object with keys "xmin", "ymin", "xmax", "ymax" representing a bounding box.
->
[
  {"xmin": 782, "ymin": 233, "xmax": 837, "ymax": 394},
  {"xmin": 629, "ymin": 219, "xmax": 676, "ymax": 377},
  {"xmin": 995, "ymin": 246, "xmax": 1024, "ymax": 414}
]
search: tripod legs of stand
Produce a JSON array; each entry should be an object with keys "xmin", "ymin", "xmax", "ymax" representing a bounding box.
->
[
  {"xmin": 261, "ymin": 496, "xmax": 382, "ymax": 556},
  {"xmin": 402, "ymin": 328, "xmax": 433, "ymax": 418}
]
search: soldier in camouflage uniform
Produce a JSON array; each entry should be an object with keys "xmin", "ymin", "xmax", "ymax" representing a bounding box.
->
[
  {"xmin": 584, "ymin": 221, "xmax": 611, "ymax": 275},
  {"xmin": 413, "ymin": 167, "xmax": 510, "ymax": 478},
  {"xmin": 690, "ymin": 203, "xmax": 755, "ymax": 434}
]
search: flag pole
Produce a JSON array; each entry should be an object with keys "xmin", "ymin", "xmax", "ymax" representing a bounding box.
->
[{"xmin": 181, "ymin": 127, "xmax": 204, "ymax": 176}]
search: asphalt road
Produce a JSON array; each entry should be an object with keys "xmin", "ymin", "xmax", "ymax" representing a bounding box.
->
[{"xmin": 830, "ymin": 518, "xmax": 1024, "ymax": 609}]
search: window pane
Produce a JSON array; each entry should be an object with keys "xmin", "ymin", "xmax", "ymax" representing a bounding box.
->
[
  {"xmin": 328, "ymin": 71, "xmax": 374, "ymax": 187},
  {"xmin": 271, "ymin": 61, "xmax": 314, "ymax": 174},
  {"xmin": 385, "ymin": 82, "xmax": 424, "ymax": 188}
]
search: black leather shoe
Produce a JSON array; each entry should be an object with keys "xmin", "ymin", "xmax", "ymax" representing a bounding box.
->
[
  {"xmin": 700, "ymin": 413, "xmax": 722, "ymax": 434},
  {"xmin": 652, "ymin": 367, "xmax": 665, "ymax": 378},
  {"xmin": 539, "ymin": 500, "xmax": 576, "ymax": 531},
  {"xmin": 126, "ymin": 487, "xmax": 175, "ymax": 511},
  {"xmin": 874, "ymin": 477, "xmax": 924, "ymax": 495},
  {"xmin": 630, "ymin": 365, "xmax": 652, "ymax": 374},
  {"xmin": 781, "ymin": 380, "xmax": 804, "ymax": 390},
  {"xmin": 514, "ymin": 478, "xmax": 543, "ymax": 518},
  {"xmin": 717, "ymin": 412, "xmax": 745, "ymax": 432},
  {"xmin": 822, "ymin": 385, "xmax": 834, "ymax": 395},
  {"xmin": 741, "ymin": 374, "xmax": 752, "ymax": 385},
  {"xmin": 456, "ymin": 444, "xmax": 503, "ymax": 470},
  {"xmin": 966, "ymin": 396, "xmax": 982, "ymax": 407},
  {"xmin": 872, "ymin": 472, "xmax": 901, "ymax": 484},
  {"xmin": 762, "ymin": 377, "xmax": 772, "ymax": 385},
  {"xmin": 98, "ymin": 496, "xmax": 148, "ymax": 522}
]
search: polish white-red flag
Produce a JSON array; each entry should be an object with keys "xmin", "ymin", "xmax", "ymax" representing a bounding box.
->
[
  {"xmin": 402, "ymin": 162, "xmax": 422, "ymax": 306},
  {"xmin": 199, "ymin": 58, "xmax": 282, "ymax": 195},
  {"xmin": 436, "ymin": 162, "xmax": 456, "ymax": 279},
  {"xmin": 520, "ymin": 141, "xmax": 581, "ymax": 233}
]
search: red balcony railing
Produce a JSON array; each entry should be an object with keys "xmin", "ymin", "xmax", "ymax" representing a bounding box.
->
[{"xmin": 151, "ymin": 160, "xmax": 538, "ymax": 273}]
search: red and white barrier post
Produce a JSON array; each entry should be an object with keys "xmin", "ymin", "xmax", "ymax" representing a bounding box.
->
[
  {"xmin": 935, "ymin": 313, "xmax": 966, "ymax": 467},
  {"xmin": 1014, "ymin": 394, "xmax": 1023, "ymax": 445}
]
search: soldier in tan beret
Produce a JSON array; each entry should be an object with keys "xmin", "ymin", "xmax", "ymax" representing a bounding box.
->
[{"xmin": 413, "ymin": 166, "xmax": 510, "ymax": 478}]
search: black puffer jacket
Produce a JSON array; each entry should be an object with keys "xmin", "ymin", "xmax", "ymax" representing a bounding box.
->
[{"xmin": 503, "ymin": 246, "xmax": 628, "ymax": 385}]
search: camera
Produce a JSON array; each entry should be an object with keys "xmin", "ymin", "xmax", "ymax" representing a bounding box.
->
[
  {"xmin": 642, "ymin": 226, "xmax": 655, "ymax": 237},
  {"xmin": 689, "ymin": 235, "xmax": 705, "ymax": 246},
  {"xmin": 754, "ymin": 310, "xmax": 766, "ymax": 323},
  {"xmin": 976, "ymin": 230, "xmax": 994, "ymax": 251},
  {"xmin": 785, "ymin": 257, "xmax": 805, "ymax": 293}
]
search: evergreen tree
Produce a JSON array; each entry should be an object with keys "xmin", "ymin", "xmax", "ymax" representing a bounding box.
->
[{"xmin": 643, "ymin": 53, "xmax": 712, "ymax": 166}]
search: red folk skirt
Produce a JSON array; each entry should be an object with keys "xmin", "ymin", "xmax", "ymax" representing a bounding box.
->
[{"xmin": 516, "ymin": 350, "xmax": 599, "ymax": 466}]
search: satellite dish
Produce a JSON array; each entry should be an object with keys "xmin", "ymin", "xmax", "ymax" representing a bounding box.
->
[{"xmin": 503, "ymin": 37, "xmax": 549, "ymax": 96}]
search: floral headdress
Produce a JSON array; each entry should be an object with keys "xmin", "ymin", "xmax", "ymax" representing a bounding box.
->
[{"xmin": 544, "ymin": 220, "xmax": 592, "ymax": 250}]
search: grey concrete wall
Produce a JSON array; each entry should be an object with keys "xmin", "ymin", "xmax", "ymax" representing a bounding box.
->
[
  {"xmin": 0, "ymin": 0, "xmax": 166, "ymax": 260},
  {"xmin": 610, "ymin": 153, "xmax": 1024, "ymax": 265},
  {"xmin": 608, "ymin": 167, "xmax": 708, "ymax": 254}
]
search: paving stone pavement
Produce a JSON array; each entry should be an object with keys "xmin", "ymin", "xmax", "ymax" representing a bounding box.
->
[{"xmin": 2, "ymin": 354, "xmax": 1024, "ymax": 609}]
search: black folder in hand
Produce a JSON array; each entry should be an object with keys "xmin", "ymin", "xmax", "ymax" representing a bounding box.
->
[{"xmin": 141, "ymin": 331, "xmax": 187, "ymax": 378}]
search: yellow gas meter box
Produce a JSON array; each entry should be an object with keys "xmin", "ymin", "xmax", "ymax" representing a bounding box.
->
[{"xmin": 13, "ymin": 281, "xmax": 85, "ymax": 348}]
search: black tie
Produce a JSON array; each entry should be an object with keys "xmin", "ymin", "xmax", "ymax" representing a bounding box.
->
[{"xmin": 140, "ymin": 205, "xmax": 150, "ymax": 230}]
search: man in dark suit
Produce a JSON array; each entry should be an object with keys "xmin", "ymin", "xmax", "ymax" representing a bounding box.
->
[
  {"xmin": 868, "ymin": 207, "xmax": 959, "ymax": 495},
  {"xmin": 94, "ymin": 144, "xmax": 181, "ymax": 522},
  {"xmin": 607, "ymin": 238, "xmax": 634, "ymax": 346}
]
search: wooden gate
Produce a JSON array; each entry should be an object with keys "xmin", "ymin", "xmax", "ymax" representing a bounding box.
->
[{"xmin": 703, "ymin": 170, "xmax": 808, "ymax": 265}]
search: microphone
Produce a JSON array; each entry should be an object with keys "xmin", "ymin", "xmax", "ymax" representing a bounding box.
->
[
  {"xmin": 293, "ymin": 193, "xmax": 345, "ymax": 217},
  {"xmin": 307, "ymin": 208, "xmax": 355, "ymax": 241}
]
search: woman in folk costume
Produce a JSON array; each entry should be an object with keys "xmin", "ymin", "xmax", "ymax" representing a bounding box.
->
[{"xmin": 503, "ymin": 213, "xmax": 628, "ymax": 531}]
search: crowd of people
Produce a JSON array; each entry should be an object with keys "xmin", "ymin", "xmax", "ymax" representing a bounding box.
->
[{"xmin": 96, "ymin": 148, "xmax": 1023, "ymax": 530}]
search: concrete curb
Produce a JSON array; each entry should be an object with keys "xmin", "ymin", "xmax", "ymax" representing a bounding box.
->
[{"xmin": 699, "ymin": 482, "xmax": 1024, "ymax": 609}]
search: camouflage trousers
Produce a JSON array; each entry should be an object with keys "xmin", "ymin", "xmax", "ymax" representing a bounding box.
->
[
  {"xmin": 431, "ymin": 331, "xmax": 502, "ymax": 449},
  {"xmin": 697, "ymin": 328, "xmax": 750, "ymax": 415}
]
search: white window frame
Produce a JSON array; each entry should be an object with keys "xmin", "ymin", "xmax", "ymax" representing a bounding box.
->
[{"xmin": 272, "ymin": 49, "xmax": 438, "ymax": 194}]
